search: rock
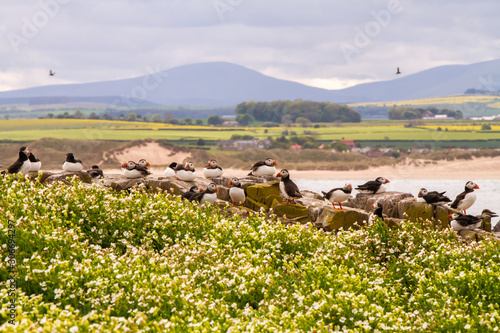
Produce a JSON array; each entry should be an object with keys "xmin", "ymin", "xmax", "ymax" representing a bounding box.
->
[
  {"xmin": 316, "ymin": 207, "xmax": 370, "ymax": 231},
  {"xmin": 493, "ymin": 223, "xmax": 500, "ymax": 233},
  {"xmin": 273, "ymin": 203, "xmax": 309, "ymax": 219},
  {"xmin": 42, "ymin": 171, "xmax": 93, "ymax": 185},
  {"xmin": 399, "ymin": 200, "xmax": 433, "ymax": 222},
  {"xmin": 347, "ymin": 191, "xmax": 414, "ymax": 218},
  {"xmin": 244, "ymin": 181, "xmax": 282, "ymax": 212}
]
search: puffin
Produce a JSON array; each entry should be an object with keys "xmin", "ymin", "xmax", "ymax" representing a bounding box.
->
[
  {"xmin": 450, "ymin": 181, "xmax": 479, "ymax": 214},
  {"xmin": 448, "ymin": 212, "xmax": 483, "ymax": 231},
  {"xmin": 355, "ymin": 177, "xmax": 390, "ymax": 194},
  {"xmin": 248, "ymin": 158, "xmax": 277, "ymax": 176},
  {"xmin": 276, "ymin": 169, "xmax": 302, "ymax": 204},
  {"xmin": 203, "ymin": 160, "xmax": 223, "ymax": 179},
  {"xmin": 181, "ymin": 185, "xmax": 201, "ymax": 201},
  {"xmin": 175, "ymin": 162, "xmax": 197, "ymax": 182},
  {"xmin": 1, "ymin": 146, "xmax": 31, "ymax": 176},
  {"xmin": 228, "ymin": 177, "xmax": 246, "ymax": 207},
  {"xmin": 163, "ymin": 162, "xmax": 178, "ymax": 177},
  {"xmin": 417, "ymin": 188, "xmax": 451, "ymax": 205},
  {"xmin": 63, "ymin": 153, "xmax": 84, "ymax": 172},
  {"xmin": 28, "ymin": 152, "xmax": 41, "ymax": 172},
  {"xmin": 368, "ymin": 202, "xmax": 384, "ymax": 224},
  {"xmin": 122, "ymin": 161, "xmax": 151, "ymax": 179},
  {"xmin": 190, "ymin": 182, "xmax": 218, "ymax": 206},
  {"xmin": 87, "ymin": 165, "xmax": 104, "ymax": 179},
  {"xmin": 322, "ymin": 183, "xmax": 352, "ymax": 210},
  {"xmin": 138, "ymin": 159, "xmax": 151, "ymax": 169}
]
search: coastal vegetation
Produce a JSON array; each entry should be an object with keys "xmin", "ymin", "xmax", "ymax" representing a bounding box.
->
[{"xmin": 1, "ymin": 176, "xmax": 499, "ymax": 331}]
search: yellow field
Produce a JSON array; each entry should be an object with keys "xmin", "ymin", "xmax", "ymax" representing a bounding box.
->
[{"xmin": 349, "ymin": 95, "xmax": 500, "ymax": 108}]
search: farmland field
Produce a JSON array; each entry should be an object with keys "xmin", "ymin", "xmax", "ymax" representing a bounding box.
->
[{"xmin": 1, "ymin": 119, "xmax": 500, "ymax": 143}]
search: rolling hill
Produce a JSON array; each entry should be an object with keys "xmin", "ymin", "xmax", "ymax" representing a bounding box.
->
[{"xmin": 0, "ymin": 59, "xmax": 499, "ymax": 110}]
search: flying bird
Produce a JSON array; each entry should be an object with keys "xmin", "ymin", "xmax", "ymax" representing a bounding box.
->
[
  {"xmin": 396, "ymin": 67, "xmax": 401, "ymax": 75},
  {"xmin": 49, "ymin": 70, "xmax": 55, "ymax": 76}
]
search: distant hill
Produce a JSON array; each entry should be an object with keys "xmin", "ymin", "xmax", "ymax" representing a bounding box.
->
[{"xmin": 1, "ymin": 59, "xmax": 500, "ymax": 111}]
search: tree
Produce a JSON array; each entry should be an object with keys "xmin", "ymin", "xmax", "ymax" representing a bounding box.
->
[
  {"xmin": 184, "ymin": 117, "xmax": 193, "ymax": 125},
  {"xmin": 151, "ymin": 114, "xmax": 161, "ymax": 123},
  {"xmin": 207, "ymin": 115, "xmax": 223, "ymax": 126},
  {"xmin": 4, "ymin": 114, "xmax": 10, "ymax": 120},
  {"xmin": 195, "ymin": 119, "xmax": 203, "ymax": 125},
  {"xmin": 88, "ymin": 112, "xmax": 99, "ymax": 119},
  {"xmin": 126, "ymin": 113, "xmax": 137, "ymax": 121},
  {"xmin": 281, "ymin": 114, "xmax": 293, "ymax": 127},
  {"xmin": 73, "ymin": 110, "xmax": 84, "ymax": 119},
  {"xmin": 197, "ymin": 138, "xmax": 205, "ymax": 146},
  {"xmin": 236, "ymin": 113, "xmax": 255, "ymax": 126},
  {"xmin": 481, "ymin": 123, "xmax": 492, "ymax": 130},
  {"xmin": 295, "ymin": 117, "xmax": 311, "ymax": 127}
]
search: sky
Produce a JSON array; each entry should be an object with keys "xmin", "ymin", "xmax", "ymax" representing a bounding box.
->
[{"xmin": 1, "ymin": 0, "xmax": 499, "ymax": 92}]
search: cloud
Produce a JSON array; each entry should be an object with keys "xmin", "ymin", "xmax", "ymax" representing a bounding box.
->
[{"xmin": 0, "ymin": 0, "xmax": 499, "ymax": 91}]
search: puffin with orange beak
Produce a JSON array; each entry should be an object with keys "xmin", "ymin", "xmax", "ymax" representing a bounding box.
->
[
  {"xmin": 175, "ymin": 162, "xmax": 197, "ymax": 182},
  {"xmin": 1, "ymin": 146, "xmax": 31, "ymax": 175},
  {"xmin": 356, "ymin": 177, "xmax": 390, "ymax": 194},
  {"xmin": 203, "ymin": 159, "xmax": 223, "ymax": 179},
  {"xmin": 228, "ymin": 177, "xmax": 246, "ymax": 207},
  {"xmin": 450, "ymin": 181, "xmax": 479, "ymax": 214},
  {"xmin": 191, "ymin": 182, "xmax": 218, "ymax": 206},
  {"xmin": 276, "ymin": 169, "xmax": 302, "ymax": 204},
  {"xmin": 248, "ymin": 158, "xmax": 277, "ymax": 176}
]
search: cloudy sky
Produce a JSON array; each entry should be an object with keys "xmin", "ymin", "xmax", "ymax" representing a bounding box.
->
[{"xmin": 1, "ymin": 0, "xmax": 499, "ymax": 92}]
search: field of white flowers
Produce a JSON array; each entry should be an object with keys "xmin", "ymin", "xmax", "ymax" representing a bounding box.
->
[{"xmin": 1, "ymin": 175, "xmax": 500, "ymax": 332}]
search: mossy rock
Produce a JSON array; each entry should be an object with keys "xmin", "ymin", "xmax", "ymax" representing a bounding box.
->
[
  {"xmin": 274, "ymin": 204, "xmax": 309, "ymax": 219},
  {"xmin": 344, "ymin": 210, "xmax": 361, "ymax": 230},
  {"xmin": 435, "ymin": 205, "xmax": 451, "ymax": 229},
  {"xmin": 245, "ymin": 181, "xmax": 280, "ymax": 204},
  {"xmin": 482, "ymin": 217, "xmax": 492, "ymax": 232},
  {"xmin": 245, "ymin": 197, "xmax": 269, "ymax": 212},
  {"xmin": 265, "ymin": 194, "xmax": 283, "ymax": 207},
  {"xmin": 400, "ymin": 201, "xmax": 433, "ymax": 222},
  {"xmin": 458, "ymin": 230, "xmax": 478, "ymax": 242}
]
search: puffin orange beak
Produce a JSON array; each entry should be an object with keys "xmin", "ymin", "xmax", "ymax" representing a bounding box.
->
[
  {"xmin": 447, "ymin": 214, "xmax": 453, "ymax": 219},
  {"xmin": 371, "ymin": 202, "xmax": 376, "ymax": 208},
  {"xmin": 386, "ymin": 179, "xmax": 390, "ymax": 183},
  {"xmin": 216, "ymin": 188, "xmax": 219, "ymax": 194},
  {"xmin": 147, "ymin": 162, "xmax": 151, "ymax": 167},
  {"xmin": 474, "ymin": 184, "xmax": 479, "ymax": 189},
  {"xmin": 276, "ymin": 172, "xmax": 280, "ymax": 177},
  {"xmin": 207, "ymin": 162, "xmax": 210, "ymax": 167},
  {"xmin": 228, "ymin": 180, "xmax": 232, "ymax": 186},
  {"xmin": 273, "ymin": 161, "xmax": 277, "ymax": 166},
  {"xmin": 122, "ymin": 163, "xmax": 127, "ymax": 168}
]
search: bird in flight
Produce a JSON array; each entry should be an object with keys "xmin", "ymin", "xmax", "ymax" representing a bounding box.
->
[
  {"xmin": 395, "ymin": 67, "xmax": 401, "ymax": 75},
  {"xmin": 49, "ymin": 70, "xmax": 55, "ymax": 76}
]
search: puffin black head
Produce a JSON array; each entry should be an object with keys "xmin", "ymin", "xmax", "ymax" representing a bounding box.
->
[
  {"xmin": 168, "ymin": 162, "xmax": 178, "ymax": 169},
  {"xmin": 465, "ymin": 181, "xmax": 479, "ymax": 191},
  {"xmin": 418, "ymin": 188, "xmax": 428, "ymax": 197},
  {"xmin": 28, "ymin": 153, "xmax": 40, "ymax": 162},
  {"xmin": 371, "ymin": 202, "xmax": 384, "ymax": 218},
  {"xmin": 188, "ymin": 185, "xmax": 200, "ymax": 193},
  {"xmin": 375, "ymin": 177, "xmax": 390, "ymax": 184},
  {"xmin": 343, "ymin": 183, "xmax": 352, "ymax": 192},
  {"xmin": 207, "ymin": 160, "xmax": 218, "ymax": 168},
  {"xmin": 206, "ymin": 182, "xmax": 218, "ymax": 194},
  {"xmin": 265, "ymin": 158, "xmax": 277, "ymax": 167},
  {"xmin": 448, "ymin": 212, "xmax": 462, "ymax": 221},
  {"xmin": 276, "ymin": 169, "xmax": 290, "ymax": 179},
  {"xmin": 123, "ymin": 161, "xmax": 136, "ymax": 170},
  {"xmin": 66, "ymin": 153, "xmax": 76, "ymax": 162},
  {"xmin": 138, "ymin": 159, "xmax": 150, "ymax": 168},
  {"xmin": 18, "ymin": 146, "xmax": 30, "ymax": 160},
  {"xmin": 91, "ymin": 165, "xmax": 100, "ymax": 170},
  {"xmin": 185, "ymin": 162, "xmax": 195, "ymax": 172},
  {"xmin": 229, "ymin": 177, "xmax": 241, "ymax": 187}
]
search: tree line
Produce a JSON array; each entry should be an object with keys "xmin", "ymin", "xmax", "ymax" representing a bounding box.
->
[
  {"xmin": 388, "ymin": 106, "xmax": 463, "ymax": 120},
  {"xmin": 235, "ymin": 100, "xmax": 361, "ymax": 123}
]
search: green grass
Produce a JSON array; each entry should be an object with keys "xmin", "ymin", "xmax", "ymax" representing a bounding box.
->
[
  {"xmin": 1, "ymin": 177, "xmax": 500, "ymax": 331},
  {"xmin": 1, "ymin": 119, "xmax": 500, "ymax": 143}
]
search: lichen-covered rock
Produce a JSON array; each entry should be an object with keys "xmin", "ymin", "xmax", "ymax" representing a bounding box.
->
[
  {"xmin": 273, "ymin": 203, "xmax": 309, "ymax": 219},
  {"xmin": 243, "ymin": 181, "xmax": 281, "ymax": 212},
  {"xmin": 316, "ymin": 207, "xmax": 370, "ymax": 231},
  {"xmin": 42, "ymin": 171, "xmax": 93, "ymax": 185},
  {"xmin": 434, "ymin": 205, "xmax": 451, "ymax": 229},
  {"xmin": 399, "ymin": 200, "xmax": 433, "ymax": 222}
]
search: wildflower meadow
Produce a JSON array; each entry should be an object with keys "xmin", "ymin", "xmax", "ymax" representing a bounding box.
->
[{"xmin": 1, "ymin": 175, "xmax": 499, "ymax": 332}]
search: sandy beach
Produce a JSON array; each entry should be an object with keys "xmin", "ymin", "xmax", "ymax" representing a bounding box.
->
[{"xmin": 109, "ymin": 141, "xmax": 500, "ymax": 180}]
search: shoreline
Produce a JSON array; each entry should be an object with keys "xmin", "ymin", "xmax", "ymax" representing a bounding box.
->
[{"xmin": 144, "ymin": 156, "xmax": 500, "ymax": 180}]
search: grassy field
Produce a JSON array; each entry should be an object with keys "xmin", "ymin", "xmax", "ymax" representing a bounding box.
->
[
  {"xmin": 1, "ymin": 177, "xmax": 500, "ymax": 331},
  {"xmin": 1, "ymin": 119, "xmax": 500, "ymax": 143},
  {"xmin": 350, "ymin": 95, "xmax": 500, "ymax": 108}
]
